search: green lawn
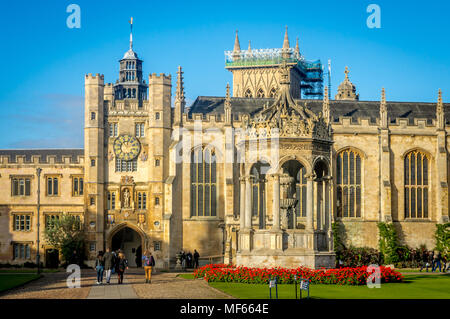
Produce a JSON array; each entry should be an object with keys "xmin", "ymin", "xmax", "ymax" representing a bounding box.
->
[
  {"xmin": 0, "ymin": 274, "xmax": 42, "ymax": 292},
  {"xmin": 208, "ymin": 274, "xmax": 450, "ymax": 299},
  {"xmin": 177, "ymin": 273, "xmax": 196, "ymax": 280}
]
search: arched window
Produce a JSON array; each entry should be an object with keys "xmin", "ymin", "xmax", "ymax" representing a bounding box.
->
[
  {"xmin": 269, "ymin": 87, "xmax": 277, "ymax": 98},
  {"xmin": 256, "ymin": 88, "xmax": 265, "ymax": 98},
  {"xmin": 336, "ymin": 149, "xmax": 362, "ymax": 218},
  {"xmin": 244, "ymin": 89, "xmax": 253, "ymax": 98},
  {"xmin": 404, "ymin": 150, "xmax": 429, "ymax": 219},
  {"xmin": 191, "ymin": 147, "xmax": 217, "ymax": 217}
]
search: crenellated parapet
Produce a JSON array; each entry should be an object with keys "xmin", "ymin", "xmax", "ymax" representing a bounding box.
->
[{"xmin": 0, "ymin": 151, "xmax": 84, "ymax": 165}]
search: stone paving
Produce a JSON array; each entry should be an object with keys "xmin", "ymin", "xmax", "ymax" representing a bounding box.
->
[
  {"xmin": 0, "ymin": 268, "xmax": 233, "ymax": 299},
  {"xmin": 0, "ymin": 269, "xmax": 95, "ymax": 299},
  {"xmin": 130, "ymin": 271, "xmax": 234, "ymax": 299}
]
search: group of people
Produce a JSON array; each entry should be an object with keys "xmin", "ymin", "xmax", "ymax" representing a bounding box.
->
[
  {"xmin": 94, "ymin": 248, "xmax": 129, "ymax": 284},
  {"xmin": 420, "ymin": 250, "xmax": 448, "ymax": 272},
  {"xmin": 179, "ymin": 249, "xmax": 200, "ymax": 270},
  {"xmin": 94, "ymin": 249, "xmax": 156, "ymax": 284}
]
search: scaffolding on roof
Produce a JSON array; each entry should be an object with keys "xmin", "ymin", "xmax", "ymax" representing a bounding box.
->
[{"xmin": 225, "ymin": 48, "xmax": 323, "ymax": 100}]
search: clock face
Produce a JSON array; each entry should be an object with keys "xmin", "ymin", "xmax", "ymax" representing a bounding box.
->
[{"xmin": 113, "ymin": 134, "xmax": 141, "ymax": 160}]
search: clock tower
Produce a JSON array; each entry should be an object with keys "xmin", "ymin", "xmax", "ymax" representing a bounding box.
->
[{"xmin": 83, "ymin": 19, "xmax": 173, "ymax": 266}]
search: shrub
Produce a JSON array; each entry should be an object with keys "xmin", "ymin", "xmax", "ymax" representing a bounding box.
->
[
  {"xmin": 378, "ymin": 222, "xmax": 400, "ymax": 264},
  {"xmin": 435, "ymin": 223, "xmax": 450, "ymax": 259},
  {"xmin": 337, "ymin": 247, "xmax": 381, "ymax": 267}
]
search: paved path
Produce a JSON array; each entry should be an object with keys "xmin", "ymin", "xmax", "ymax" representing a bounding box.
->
[
  {"xmin": 0, "ymin": 270, "xmax": 95, "ymax": 299},
  {"xmin": 87, "ymin": 272, "xmax": 138, "ymax": 299},
  {"xmin": 131, "ymin": 271, "xmax": 234, "ymax": 299}
]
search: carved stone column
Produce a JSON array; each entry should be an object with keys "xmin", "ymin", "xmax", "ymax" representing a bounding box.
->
[
  {"xmin": 244, "ymin": 175, "xmax": 253, "ymax": 229},
  {"xmin": 306, "ymin": 174, "xmax": 315, "ymax": 231},
  {"xmin": 271, "ymin": 173, "xmax": 280, "ymax": 231},
  {"xmin": 239, "ymin": 176, "xmax": 246, "ymax": 231}
]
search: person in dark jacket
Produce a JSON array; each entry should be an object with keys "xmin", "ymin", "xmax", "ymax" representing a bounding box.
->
[
  {"xmin": 186, "ymin": 251, "xmax": 192, "ymax": 268},
  {"xmin": 193, "ymin": 249, "xmax": 200, "ymax": 269},
  {"xmin": 432, "ymin": 251, "xmax": 442, "ymax": 272},
  {"xmin": 103, "ymin": 248, "xmax": 114, "ymax": 284},
  {"xmin": 70, "ymin": 250, "xmax": 79, "ymax": 266},
  {"xmin": 419, "ymin": 249, "xmax": 430, "ymax": 272},
  {"xmin": 116, "ymin": 252, "xmax": 128, "ymax": 284},
  {"xmin": 94, "ymin": 252, "xmax": 105, "ymax": 284}
]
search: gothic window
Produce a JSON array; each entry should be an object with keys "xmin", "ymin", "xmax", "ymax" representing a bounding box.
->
[
  {"xmin": 72, "ymin": 176, "xmax": 83, "ymax": 196},
  {"xmin": 91, "ymin": 112, "xmax": 96, "ymax": 120},
  {"xmin": 404, "ymin": 150, "xmax": 429, "ymax": 219},
  {"xmin": 115, "ymin": 159, "xmax": 137, "ymax": 172},
  {"xmin": 336, "ymin": 149, "xmax": 362, "ymax": 218},
  {"xmin": 244, "ymin": 89, "xmax": 253, "ymax": 98},
  {"xmin": 295, "ymin": 166, "xmax": 307, "ymax": 217},
  {"xmin": 107, "ymin": 192, "xmax": 116, "ymax": 210},
  {"xmin": 109, "ymin": 123, "xmax": 118, "ymax": 137},
  {"xmin": 256, "ymin": 88, "xmax": 265, "ymax": 98},
  {"xmin": 135, "ymin": 123, "xmax": 145, "ymax": 137},
  {"xmin": 190, "ymin": 147, "xmax": 217, "ymax": 217},
  {"xmin": 11, "ymin": 177, "xmax": 31, "ymax": 196},
  {"xmin": 269, "ymin": 87, "xmax": 277, "ymax": 98},
  {"xmin": 46, "ymin": 177, "xmax": 59, "ymax": 196},
  {"xmin": 137, "ymin": 192, "xmax": 147, "ymax": 209}
]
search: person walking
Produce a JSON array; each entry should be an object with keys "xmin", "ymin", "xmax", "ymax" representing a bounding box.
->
[
  {"xmin": 186, "ymin": 251, "xmax": 192, "ymax": 268},
  {"xmin": 95, "ymin": 251, "xmax": 105, "ymax": 284},
  {"xmin": 70, "ymin": 250, "xmax": 79, "ymax": 266},
  {"xmin": 419, "ymin": 249, "xmax": 429, "ymax": 272},
  {"xmin": 193, "ymin": 249, "xmax": 200, "ymax": 269},
  {"xmin": 432, "ymin": 250, "xmax": 442, "ymax": 272},
  {"xmin": 142, "ymin": 251, "xmax": 155, "ymax": 283},
  {"xmin": 116, "ymin": 252, "xmax": 128, "ymax": 284},
  {"xmin": 181, "ymin": 250, "xmax": 186, "ymax": 271},
  {"xmin": 103, "ymin": 248, "xmax": 114, "ymax": 284}
]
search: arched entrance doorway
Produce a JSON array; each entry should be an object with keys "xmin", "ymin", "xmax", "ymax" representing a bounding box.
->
[{"xmin": 111, "ymin": 227, "xmax": 143, "ymax": 267}]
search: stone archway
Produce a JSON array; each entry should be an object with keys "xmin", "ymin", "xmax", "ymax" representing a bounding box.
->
[{"xmin": 108, "ymin": 223, "xmax": 146, "ymax": 267}]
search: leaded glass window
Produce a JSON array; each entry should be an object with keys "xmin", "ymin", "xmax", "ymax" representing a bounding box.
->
[
  {"xmin": 404, "ymin": 150, "xmax": 429, "ymax": 218},
  {"xmin": 337, "ymin": 149, "xmax": 362, "ymax": 218},
  {"xmin": 190, "ymin": 147, "xmax": 217, "ymax": 217}
]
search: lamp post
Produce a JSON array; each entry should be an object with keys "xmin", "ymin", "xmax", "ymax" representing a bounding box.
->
[{"xmin": 36, "ymin": 168, "xmax": 42, "ymax": 274}]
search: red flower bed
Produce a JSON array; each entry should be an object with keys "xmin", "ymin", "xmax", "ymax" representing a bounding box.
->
[{"xmin": 194, "ymin": 264, "xmax": 403, "ymax": 286}]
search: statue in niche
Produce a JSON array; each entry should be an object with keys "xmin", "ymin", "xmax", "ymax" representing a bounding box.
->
[{"xmin": 123, "ymin": 188, "xmax": 130, "ymax": 208}]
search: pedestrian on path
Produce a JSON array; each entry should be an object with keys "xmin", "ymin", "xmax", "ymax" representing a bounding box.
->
[
  {"xmin": 181, "ymin": 250, "xmax": 186, "ymax": 271},
  {"xmin": 186, "ymin": 251, "xmax": 192, "ymax": 268},
  {"xmin": 142, "ymin": 251, "xmax": 155, "ymax": 283},
  {"xmin": 103, "ymin": 248, "xmax": 114, "ymax": 284},
  {"xmin": 193, "ymin": 249, "xmax": 200, "ymax": 269},
  {"xmin": 419, "ymin": 249, "xmax": 430, "ymax": 272},
  {"xmin": 116, "ymin": 252, "xmax": 128, "ymax": 284},
  {"xmin": 432, "ymin": 250, "xmax": 442, "ymax": 272},
  {"xmin": 95, "ymin": 251, "xmax": 105, "ymax": 284}
]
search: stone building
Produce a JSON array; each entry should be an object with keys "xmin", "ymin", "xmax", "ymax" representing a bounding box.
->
[{"xmin": 0, "ymin": 26, "xmax": 448, "ymax": 268}]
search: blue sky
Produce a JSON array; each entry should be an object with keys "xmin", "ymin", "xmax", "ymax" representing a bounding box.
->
[{"xmin": 0, "ymin": 0, "xmax": 449, "ymax": 148}]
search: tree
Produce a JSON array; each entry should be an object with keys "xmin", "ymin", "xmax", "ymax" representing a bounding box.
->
[
  {"xmin": 435, "ymin": 223, "xmax": 450, "ymax": 260},
  {"xmin": 44, "ymin": 214, "xmax": 85, "ymax": 265}
]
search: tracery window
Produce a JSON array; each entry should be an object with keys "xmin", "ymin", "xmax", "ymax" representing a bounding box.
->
[
  {"xmin": 404, "ymin": 150, "xmax": 429, "ymax": 219},
  {"xmin": 336, "ymin": 149, "xmax": 362, "ymax": 218},
  {"xmin": 190, "ymin": 147, "xmax": 217, "ymax": 217},
  {"xmin": 244, "ymin": 89, "xmax": 253, "ymax": 98},
  {"xmin": 256, "ymin": 88, "xmax": 265, "ymax": 98},
  {"xmin": 269, "ymin": 87, "xmax": 277, "ymax": 98}
]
